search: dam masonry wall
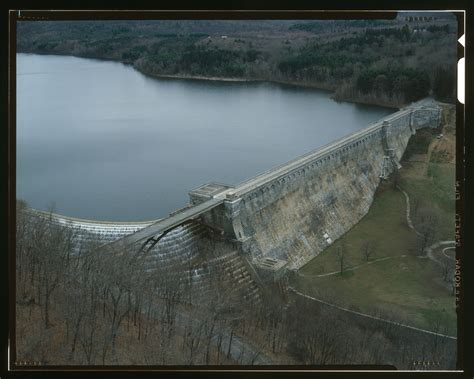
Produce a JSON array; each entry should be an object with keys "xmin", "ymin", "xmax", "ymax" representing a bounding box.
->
[
  {"xmin": 192, "ymin": 98, "xmax": 442, "ymax": 273},
  {"xmin": 28, "ymin": 98, "xmax": 442, "ymax": 295}
]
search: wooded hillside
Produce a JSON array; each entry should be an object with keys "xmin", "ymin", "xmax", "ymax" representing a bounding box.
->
[{"xmin": 17, "ymin": 15, "xmax": 458, "ymax": 107}]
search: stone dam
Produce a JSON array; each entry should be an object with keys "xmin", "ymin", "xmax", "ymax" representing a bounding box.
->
[{"xmin": 28, "ymin": 98, "xmax": 442, "ymax": 304}]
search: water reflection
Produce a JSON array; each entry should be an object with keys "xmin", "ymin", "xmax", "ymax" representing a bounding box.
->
[{"xmin": 17, "ymin": 53, "xmax": 393, "ymax": 221}]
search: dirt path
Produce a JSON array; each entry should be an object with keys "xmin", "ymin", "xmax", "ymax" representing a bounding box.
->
[
  {"xmin": 288, "ymin": 287, "xmax": 457, "ymax": 340},
  {"xmin": 424, "ymin": 240, "xmax": 456, "ymax": 266},
  {"xmin": 297, "ymin": 255, "xmax": 408, "ymax": 278},
  {"xmin": 442, "ymin": 246, "xmax": 455, "ymax": 260},
  {"xmin": 298, "ymin": 184, "xmax": 454, "ymax": 279},
  {"xmin": 397, "ymin": 185, "xmax": 421, "ymax": 236},
  {"xmin": 396, "ymin": 185, "xmax": 455, "ymax": 266}
]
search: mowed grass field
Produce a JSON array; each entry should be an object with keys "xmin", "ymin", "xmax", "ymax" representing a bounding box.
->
[
  {"xmin": 299, "ymin": 184, "xmax": 416, "ymax": 276},
  {"xmin": 401, "ymin": 105, "xmax": 456, "ymax": 240},
  {"xmin": 293, "ymin": 107, "xmax": 456, "ymax": 335},
  {"xmin": 295, "ymin": 254, "xmax": 456, "ymax": 335},
  {"xmin": 400, "ymin": 161, "xmax": 455, "ymax": 240}
]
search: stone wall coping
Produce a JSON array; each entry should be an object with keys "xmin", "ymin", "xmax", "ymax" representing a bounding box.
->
[{"xmin": 228, "ymin": 107, "xmax": 417, "ymax": 198}]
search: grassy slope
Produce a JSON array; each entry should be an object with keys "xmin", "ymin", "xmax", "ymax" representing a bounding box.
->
[
  {"xmin": 401, "ymin": 104, "xmax": 456, "ymax": 240},
  {"xmin": 299, "ymin": 184, "xmax": 415, "ymax": 276},
  {"xmin": 293, "ymin": 106, "xmax": 456, "ymax": 335},
  {"xmin": 295, "ymin": 253, "xmax": 456, "ymax": 335}
]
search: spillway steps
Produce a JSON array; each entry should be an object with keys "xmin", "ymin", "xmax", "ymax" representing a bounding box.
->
[{"xmin": 26, "ymin": 209, "xmax": 261, "ymax": 307}]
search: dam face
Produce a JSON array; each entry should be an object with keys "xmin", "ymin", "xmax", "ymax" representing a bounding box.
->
[
  {"xmin": 29, "ymin": 98, "xmax": 442, "ymax": 297},
  {"xmin": 191, "ymin": 98, "xmax": 441, "ymax": 273}
]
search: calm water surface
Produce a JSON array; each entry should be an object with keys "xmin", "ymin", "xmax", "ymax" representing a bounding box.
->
[{"xmin": 17, "ymin": 53, "xmax": 393, "ymax": 221}]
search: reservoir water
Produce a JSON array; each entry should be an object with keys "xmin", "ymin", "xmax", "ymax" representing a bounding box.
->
[{"xmin": 16, "ymin": 53, "xmax": 393, "ymax": 221}]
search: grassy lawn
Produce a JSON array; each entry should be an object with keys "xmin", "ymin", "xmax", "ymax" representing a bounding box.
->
[
  {"xmin": 295, "ymin": 181, "xmax": 457, "ymax": 334},
  {"xmin": 400, "ymin": 161, "xmax": 455, "ymax": 240},
  {"xmin": 400, "ymin": 112, "xmax": 456, "ymax": 241},
  {"xmin": 300, "ymin": 183, "xmax": 417, "ymax": 276},
  {"xmin": 294, "ymin": 114, "xmax": 456, "ymax": 335},
  {"xmin": 294, "ymin": 255, "xmax": 456, "ymax": 335}
]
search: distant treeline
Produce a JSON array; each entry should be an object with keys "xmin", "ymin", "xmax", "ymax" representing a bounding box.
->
[
  {"xmin": 278, "ymin": 25, "xmax": 455, "ymax": 104},
  {"xmin": 289, "ymin": 19, "xmax": 389, "ymax": 32},
  {"xmin": 17, "ymin": 20, "xmax": 457, "ymax": 106}
]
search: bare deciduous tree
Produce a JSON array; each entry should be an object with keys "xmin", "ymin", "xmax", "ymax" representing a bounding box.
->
[
  {"xmin": 336, "ymin": 243, "xmax": 347, "ymax": 275},
  {"xmin": 412, "ymin": 197, "xmax": 421, "ymax": 219},
  {"xmin": 392, "ymin": 169, "xmax": 401, "ymax": 189},
  {"xmin": 362, "ymin": 240, "xmax": 376, "ymax": 262},
  {"xmin": 440, "ymin": 256, "xmax": 454, "ymax": 283},
  {"xmin": 415, "ymin": 208, "xmax": 439, "ymax": 256}
]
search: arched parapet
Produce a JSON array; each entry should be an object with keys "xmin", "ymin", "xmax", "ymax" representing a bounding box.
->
[
  {"xmin": 26, "ymin": 208, "xmax": 207, "ymax": 266},
  {"xmin": 26, "ymin": 208, "xmax": 157, "ymax": 249}
]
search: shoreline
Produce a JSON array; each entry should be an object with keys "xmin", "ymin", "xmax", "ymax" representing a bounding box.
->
[
  {"xmin": 126, "ymin": 65, "xmax": 402, "ymax": 109},
  {"xmin": 140, "ymin": 68, "xmax": 402, "ymax": 109},
  {"xmin": 331, "ymin": 94, "xmax": 402, "ymax": 109},
  {"xmin": 16, "ymin": 51, "xmax": 432, "ymax": 224},
  {"xmin": 140, "ymin": 72, "xmax": 257, "ymax": 83},
  {"xmin": 17, "ymin": 50, "xmax": 402, "ymax": 109}
]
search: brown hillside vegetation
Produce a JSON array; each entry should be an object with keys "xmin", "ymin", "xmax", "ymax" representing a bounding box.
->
[{"xmin": 17, "ymin": 16, "xmax": 457, "ymax": 107}]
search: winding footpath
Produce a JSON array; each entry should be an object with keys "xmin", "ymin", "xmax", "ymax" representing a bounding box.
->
[
  {"xmin": 396, "ymin": 185, "xmax": 455, "ymax": 266},
  {"xmin": 298, "ymin": 186, "xmax": 455, "ymax": 280},
  {"xmin": 291, "ymin": 184, "xmax": 457, "ymax": 340},
  {"xmin": 297, "ymin": 255, "xmax": 408, "ymax": 278},
  {"xmin": 288, "ymin": 288, "xmax": 457, "ymax": 340},
  {"xmin": 397, "ymin": 185, "xmax": 421, "ymax": 236},
  {"xmin": 442, "ymin": 246, "xmax": 455, "ymax": 260},
  {"xmin": 425, "ymin": 241, "xmax": 456, "ymax": 266}
]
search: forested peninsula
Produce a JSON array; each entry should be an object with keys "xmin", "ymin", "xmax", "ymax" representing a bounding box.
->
[{"xmin": 17, "ymin": 16, "xmax": 457, "ymax": 108}]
